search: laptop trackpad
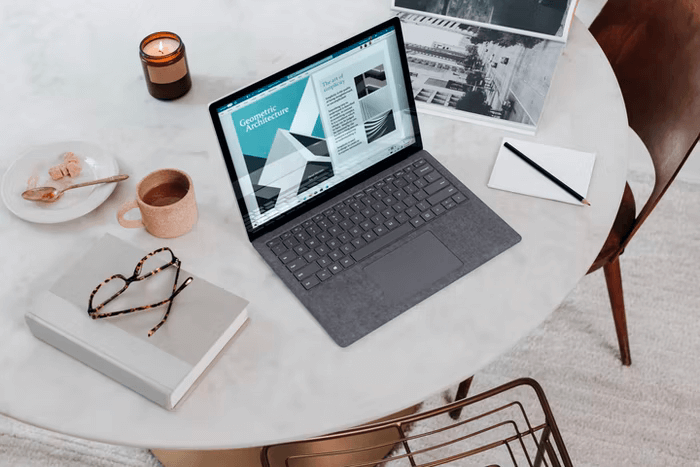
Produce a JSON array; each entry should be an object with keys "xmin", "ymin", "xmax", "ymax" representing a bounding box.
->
[{"xmin": 364, "ymin": 231, "xmax": 463, "ymax": 303}]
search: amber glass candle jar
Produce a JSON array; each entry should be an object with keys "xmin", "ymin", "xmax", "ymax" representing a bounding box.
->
[{"xmin": 139, "ymin": 32, "xmax": 192, "ymax": 100}]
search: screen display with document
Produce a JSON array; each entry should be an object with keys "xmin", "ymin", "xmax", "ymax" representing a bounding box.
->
[{"xmin": 215, "ymin": 26, "xmax": 416, "ymax": 230}]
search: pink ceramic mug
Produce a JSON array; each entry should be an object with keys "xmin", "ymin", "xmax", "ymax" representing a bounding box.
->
[{"xmin": 117, "ymin": 169, "xmax": 197, "ymax": 238}]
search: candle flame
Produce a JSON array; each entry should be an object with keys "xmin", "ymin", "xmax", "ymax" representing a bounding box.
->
[{"xmin": 158, "ymin": 40, "xmax": 164, "ymax": 53}]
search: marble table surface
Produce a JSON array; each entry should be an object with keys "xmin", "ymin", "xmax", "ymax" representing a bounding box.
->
[{"xmin": 0, "ymin": 0, "xmax": 628, "ymax": 450}]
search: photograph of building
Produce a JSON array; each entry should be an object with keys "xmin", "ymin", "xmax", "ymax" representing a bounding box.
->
[
  {"xmin": 394, "ymin": 0, "xmax": 574, "ymax": 37},
  {"xmin": 399, "ymin": 12, "xmax": 565, "ymax": 129}
]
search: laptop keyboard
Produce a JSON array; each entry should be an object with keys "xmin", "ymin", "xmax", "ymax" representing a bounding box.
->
[{"xmin": 265, "ymin": 158, "xmax": 468, "ymax": 290}]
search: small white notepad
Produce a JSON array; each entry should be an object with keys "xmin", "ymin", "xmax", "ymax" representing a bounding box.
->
[{"xmin": 488, "ymin": 138, "xmax": 596, "ymax": 205}]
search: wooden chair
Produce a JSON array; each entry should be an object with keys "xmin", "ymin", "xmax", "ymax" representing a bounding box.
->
[
  {"xmin": 586, "ymin": 0, "xmax": 700, "ymax": 365},
  {"xmin": 261, "ymin": 378, "xmax": 573, "ymax": 467}
]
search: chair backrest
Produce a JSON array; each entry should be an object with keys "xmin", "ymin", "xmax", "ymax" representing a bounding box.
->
[
  {"xmin": 261, "ymin": 378, "xmax": 572, "ymax": 467},
  {"xmin": 590, "ymin": 0, "xmax": 700, "ymax": 248}
]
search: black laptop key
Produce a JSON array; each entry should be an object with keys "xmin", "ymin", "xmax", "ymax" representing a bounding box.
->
[
  {"xmin": 329, "ymin": 263, "xmax": 343, "ymax": 274},
  {"xmin": 350, "ymin": 214, "xmax": 362, "ymax": 224},
  {"xmin": 351, "ymin": 237, "xmax": 366, "ymax": 248},
  {"xmin": 317, "ymin": 269, "xmax": 332, "ymax": 281},
  {"xmin": 281, "ymin": 231, "xmax": 292, "ymax": 240},
  {"xmin": 384, "ymin": 196, "xmax": 397, "ymax": 205},
  {"xmin": 283, "ymin": 238, "xmax": 298, "ymax": 249},
  {"xmin": 348, "ymin": 226, "xmax": 362, "ymax": 237},
  {"xmin": 326, "ymin": 239, "xmax": 340, "ymax": 250},
  {"xmin": 371, "ymin": 214, "xmax": 384, "ymax": 225},
  {"xmin": 315, "ymin": 245, "xmax": 329, "ymax": 256},
  {"xmin": 287, "ymin": 257, "xmax": 307, "ymax": 272},
  {"xmin": 307, "ymin": 225, "xmax": 320, "ymax": 236},
  {"xmin": 361, "ymin": 231, "xmax": 377, "ymax": 243},
  {"xmin": 403, "ymin": 196, "xmax": 417, "ymax": 206},
  {"xmin": 453, "ymin": 193, "xmax": 467, "ymax": 203},
  {"xmin": 279, "ymin": 251, "xmax": 297, "ymax": 264},
  {"xmin": 424, "ymin": 178, "xmax": 448, "ymax": 196},
  {"xmin": 294, "ymin": 243, "xmax": 308, "ymax": 254},
  {"xmin": 381, "ymin": 208, "xmax": 394, "ymax": 218},
  {"xmin": 395, "ymin": 212, "xmax": 409, "ymax": 224},
  {"xmin": 394, "ymin": 190, "xmax": 407, "ymax": 200},
  {"xmin": 301, "ymin": 275, "xmax": 320, "ymax": 290},
  {"xmin": 271, "ymin": 243, "xmax": 287, "ymax": 255},
  {"xmin": 303, "ymin": 219, "xmax": 314, "ymax": 228},
  {"xmin": 303, "ymin": 251, "xmax": 319, "ymax": 263},
  {"xmin": 328, "ymin": 213, "xmax": 342, "ymax": 223},
  {"xmin": 416, "ymin": 164, "xmax": 433, "ymax": 176},
  {"xmin": 328, "ymin": 226, "xmax": 342, "ymax": 236},
  {"xmin": 374, "ymin": 225, "xmax": 388, "ymax": 236},
  {"xmin": 427, "ymin": 185, "xmax": 458, "ymax": 206},
  {"xmin": 317, "ymin": 256, "xmax": 332, "ymax": 268},
  {"xmin": 295, "ymin": 231, "xmax": 310, "ymax": 242},
  {"xmin": 340, "ymin": 256, "xmax": 355, "ymax": 268},
  {"xmin": 371, "ymin": 202, "xmax": 385, "ymax": 212},
  {"xmin": 404, "ymin": 183, "xmax": 418, "ymax": 194},
  {"xmin": 383, "ymin": 184, "xmax": 396, "ymax": 194},
  {"xmin": 414, "ymin": 179, "xmax": 427, "ymax": 189},
  {"xmin": 339, "ymin": 220, "xmax": 353, "ymax": 230},
  {"xmin": 295, "ymin": 262, "xmax": 320, "ymax": 281},
  {"xmin": 392, "ymin": 202, "xmax": 406, "ymax": 213},
  {"xmin": 413, "ymin": 159, "xmax": 426, "ymax": 167},
  {"xmin": 292, "ymin": 225, "xmax": 303, "ymax": 234},
  {"xmin": 405, "ymin": 206, "xmax": 420, "ymax": 218},
  {"xmin": 431, "ymin": 205, "xmax": 446, "ymax": 216},
  {"xmin": 340, "ymin": 243, "xmax": 355, "ymax": 254},
  {"xmin": 317, "ymin": 231, "xmax": 331, "ymax": 242},
  {"xmin": 306, "ymin": 238, "xmax": 319, "ymax": 249},
  {"xmin": 421, "ymin": 211, "xmax": 435, "ymax": 222},
  {"xmin": 424, "ymin": 171, "xmax": 442, "ymax": 183},
  {"xmin": 385, "ymin": 219, "xmax": 399, "ymax": 230},
  {"xmin": 416, "ymin": 201, "xmax": 430, "ymax": 211},
  {"xmin": 328, "ymin": 250, "xmax": 344, "ymax": 261},
  {"xmin": 414, "ymin": 190, "xmax": 428, "ymax": 201},
  {"xmin": 410, "ymin": 216, "xmax": 425, "ymax": 227},
  {"xmin": 267, "ymin": 238, "xmax": 281, "ymax": 248},
  {"xmin": 338, "ymin": 233, "xmax": 352, "ymax": 244},
  {"xmin": 313, "ymin": 214, "xmax": 324, "ymax": 223},
  {"xmin": 359, "ymin": 220, "xmax": 372, "ymax": 231},
  {"xmin": 442, "ymin": 199, "xmax": 457, "ymax": 209},
  {"xmin": 352, "ymin": 220, "xmax": 414, "ymax": 262}
]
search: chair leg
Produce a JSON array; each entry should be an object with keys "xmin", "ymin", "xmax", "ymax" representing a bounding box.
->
[
  {"xmin": 603, "ymin": 256, "xmax": 632, "ymax": 366},
  {"xmin": 448, "ymin": 376, "xmax": 473, "ymax": 420}
]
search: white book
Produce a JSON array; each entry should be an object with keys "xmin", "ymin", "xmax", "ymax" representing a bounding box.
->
[
  {"xmin": 25, "ymin": 234, "xmax": 249, "ymax": 410},
  {"xmin": 488, "ymin": 137, "xmax": 596, "ymax": 205}
]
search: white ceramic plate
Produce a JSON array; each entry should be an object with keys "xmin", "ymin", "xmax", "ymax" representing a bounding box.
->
[{"xmin": 1, "ymin": 141, "xmax": 119, "ymax": 224}]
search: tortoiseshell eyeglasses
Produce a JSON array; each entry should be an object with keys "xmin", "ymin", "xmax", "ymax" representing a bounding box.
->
[{"xmin": 87, "ymin": 247, "xmax": 193, "ymax": 337}]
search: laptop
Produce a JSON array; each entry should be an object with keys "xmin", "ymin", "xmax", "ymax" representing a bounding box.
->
[{"xmin": 209, "ymin": 17, "xmax": 521, "ymax": 347}]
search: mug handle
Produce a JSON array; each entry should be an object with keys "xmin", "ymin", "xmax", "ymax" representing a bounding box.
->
[{"xmin": 117, "ymin": 200, "xmax": 143, "ymax": 228}]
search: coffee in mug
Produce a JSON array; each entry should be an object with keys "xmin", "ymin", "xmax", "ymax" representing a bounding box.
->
[{"xmin": 117, "ymin": 168, "xmax": 197, "ymax": 238}]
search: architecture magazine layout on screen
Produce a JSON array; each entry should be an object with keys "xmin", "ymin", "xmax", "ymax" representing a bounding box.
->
[{"xmin": 217, "ymin": 29, "xmax": 416, "ymax": 229}]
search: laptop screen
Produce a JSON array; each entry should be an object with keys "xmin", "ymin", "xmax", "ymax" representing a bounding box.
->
[{"xmin": 213, "ymin": 22, "xmax": 418, "ymax": 233}]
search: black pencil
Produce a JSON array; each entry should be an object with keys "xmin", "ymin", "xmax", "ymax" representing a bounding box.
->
[{"xmin": 503, "ymin": 142, "xmax": 591, "ymax": 206}]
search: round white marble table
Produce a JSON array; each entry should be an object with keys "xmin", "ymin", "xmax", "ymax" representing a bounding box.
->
[{"xmin": 0, "ymin": 0, "xmax": 627, "ymax": 450}]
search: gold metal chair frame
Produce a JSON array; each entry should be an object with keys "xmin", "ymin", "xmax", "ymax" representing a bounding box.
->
[{"xmin": 261, "ymin": 378, "xmax": 573, "ymax": 467}]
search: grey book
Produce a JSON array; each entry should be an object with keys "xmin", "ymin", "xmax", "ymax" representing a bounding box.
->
[{"xmin": 25, "ymin": 234, "xmax": 249, "ymax": 410}]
